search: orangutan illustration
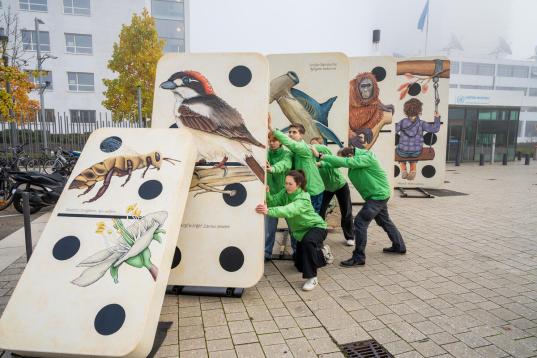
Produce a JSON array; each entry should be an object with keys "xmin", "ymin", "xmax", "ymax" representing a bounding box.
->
[{"xmin": 349, "ymin": 72, "xmax": 394, "ymax": 149}]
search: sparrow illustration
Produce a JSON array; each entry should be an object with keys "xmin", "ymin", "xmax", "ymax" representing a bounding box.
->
[{"xmin": 160, "ymin": 71, "xmax": 265, "ymax": 182}]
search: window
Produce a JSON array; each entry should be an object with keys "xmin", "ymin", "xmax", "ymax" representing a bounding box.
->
[
  {"xmin": 531, "ymin": 67, "xmax": 537, "ymax": 78},
  {"xmin": 449, "ymin": 84, "xmax": 458, "ymax": 89},
  {"xmin": 497, "ymin": 65, "xmax": 529, "ymax": 78},
  {"xmin": 65, "ymin": 33, "xmax": 92, "ymax": 54},
  {"xmin": 152, "ymin": 0, "xmax": 183, "ymax": 20},
  {"xmin": 70, "ymin": 109, "xmax": 96, "ymax": 123},
  {"xmin": 29, "ymin": 109, "xmax": 55, "ymax": 122},
  {"xmin": 163, "ymin": 38, "xmax": 185, "ymax": 52},
  {"xmin": 461, "ymin": 62, "xmax": 494, "ymax": 76},
  {"xmin": 21, "ymin": 30, "xmax": 50, "ymax": 51},
  {"xmin": 19, "ymin": 0, "xmax": 47, "ymax": 11},
  {"xmin": 459, "ymin": 85, "xmax": 493, "ymax": 90},
  {"xmin": 155, "ymin": 18, "xmax": 185, "ymax": 52},
  {"xmin": 26, "ymin": 70, "xmax": 53, "ymax": 89},
  {"xmin": 67, "ymin": 72, "xmax": 94, "ymax": 91},
  {"xmin": 529, "ymin": 88, "xmax": 537, "ymax": 97},
  {"xmin": 63, "ymin": 0, "xmax": 90, "ymax": 15},
  {"xmin": 450, "ymin": 61, "xmax": 459, "ymax": 74},
  {"xmin": 496, "ymin": 86, "xmax": 527, "ymax": 95}
]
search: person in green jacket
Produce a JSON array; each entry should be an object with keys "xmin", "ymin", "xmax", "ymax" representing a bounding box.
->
[
  {"xmin": 256, "ymin": 170, "xmax": 330, "ymax": 291},
  {"xmin": 309, "ymin": 137, "xmax": 354, "ymax": 247},
  {"xmin": 319, "ymin": 146, "xmax": 406, "ymax": 267},
  {"xmin": 268, "ymin": 115, "xmax": 325, "ymax": 213},
  {"xmin": 265, "ymin": 132, "xmax": 293, "ymax": 260}
]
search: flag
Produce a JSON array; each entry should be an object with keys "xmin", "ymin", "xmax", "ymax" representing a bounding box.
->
[{"xmin": 417, "ymin": 0, "xmax": 429, "ymax": 31}]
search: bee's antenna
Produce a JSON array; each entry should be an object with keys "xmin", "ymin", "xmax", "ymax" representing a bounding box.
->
[{"xmin": 163, "ymin": 158, "xmax": 181, "ymax": 165}]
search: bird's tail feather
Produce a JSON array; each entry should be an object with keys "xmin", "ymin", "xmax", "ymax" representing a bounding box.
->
[{"xmin": 245, "ymin": 155, "xmax": 265, "ymax": 183}]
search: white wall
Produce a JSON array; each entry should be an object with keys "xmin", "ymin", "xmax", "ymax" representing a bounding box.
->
[
  {"xmin": 6, "ymin": 0, "xmax": 147, "ymax": 117},
  {"xmin": 188, "ymin": 0, "xmax": 375, "ymax": 55}
]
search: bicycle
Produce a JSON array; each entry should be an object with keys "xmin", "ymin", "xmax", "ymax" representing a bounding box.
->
[
  {"xmin": 43, "ymin": 147, "xmax": 78, "ymax": 175},
  {"xmin": 35, "ymin": 146, "xmax": 55, "ymax": 173},
  {"xmin": 0, "ymin": 164, "xmax": 16, "ymax": 211}
]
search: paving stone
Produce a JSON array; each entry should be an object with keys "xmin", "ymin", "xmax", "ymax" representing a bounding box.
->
[
  {"xmin": 486, "ymin": 334, "xmax": 536, "ymax": 358},
  {"xmin": 262, "ymin": 343, "xmax": 293, "ymax": 357},
  {"xmin": 179, "ymin": 348, "xmax": 208, "ymax": 358},
  {"xmin": 179, "ymin": 337, "xmax": 206, "ymax": 351},
  {"xmin": 204, "ymin": 325, "xmax": 231, "ymax": 340},
  {"xmin": 442, "ymin": 341, "xmax": 484, "ymax": 358},
  {"xmin": 286, "ymin": 337, "xmax": 317, "ymax": 357},
  {"xmin": 228, "ymin": 320, "xmax": 254, "ymax": 334},
  {"xmin": 369, "ymin": 328, "xmax": 401, "ymax": 344},
  {"xmin": 209, "ymin": 349, "xmax": 237, "ymax": 358},
  {"xmin": 206, "ymin": 338, "xmax": 233, "ymax": 352},
  {"xmin": 235, "ymin": 343, "xmax": 264, "ymax": 358},
  {"xmin": 308, "ymin": 337, "xmax": 340, "ymax": 355},
  {"xmin": 252, "ymin": 320, "xmax": 279, "ymax": 334},
  {"xmin": 389, "ymin": 321, "xmax": 427, "ymax": 342},
  {"xmin": 409, "ymin": 340, "xmax": 446, "ymax": 357},
  {"xmin": 232, "ymin": 332, "xmax": 259, "ymax": 345},
  {"xmin": 383, "ymin": 340, "xmax": 414, "ymax": 355}
]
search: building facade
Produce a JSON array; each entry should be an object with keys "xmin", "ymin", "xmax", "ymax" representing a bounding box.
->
[
  {"xmin": 447, "ymin": 56, "xmax": 537, "ymax": 161},
  {"xmin": 1, "ymin": 0, "xmax": 187, "ymax": 122}
]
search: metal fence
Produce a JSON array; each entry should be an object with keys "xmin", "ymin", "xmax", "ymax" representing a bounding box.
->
[{"xmin": 0, "ymin": 112, "xmax": 146, "ymax": 156}]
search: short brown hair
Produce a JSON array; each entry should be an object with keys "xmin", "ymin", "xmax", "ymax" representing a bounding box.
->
[
  {"xmin": 337, "ymin": 146, "xmax": 355, "ymax": 157},
  {"xmin": 310, "ymin": 137, "xmax": 323, "ymax": 144},
  {"xmin": 289, "ymin": 124, "xmax": 305, "ymax": 134},
  {"xmin": 268, "ymin": 132, "xmax": 279, "ymax": 142},
  {"xmin": 403, "ymin": 98, "xmax": 423, "ymax": 117},
  {"xmin": 286, "ymin": 170, "xmax": 307, "ymax": 191}
]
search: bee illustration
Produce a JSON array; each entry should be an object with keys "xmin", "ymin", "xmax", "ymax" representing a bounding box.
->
[{"xmin": 69, "ymin": 151, "xmax": 180, "ymax": 203}]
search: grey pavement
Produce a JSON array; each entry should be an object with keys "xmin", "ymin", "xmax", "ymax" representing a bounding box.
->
[{"xmin": 1, "ymin": 162, "xmax": 536, "ymax": 357}]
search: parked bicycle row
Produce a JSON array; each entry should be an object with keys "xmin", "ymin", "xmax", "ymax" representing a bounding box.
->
[{"xmin": 0, "ymin": 144, "xmax": 79, "ymax": 214}]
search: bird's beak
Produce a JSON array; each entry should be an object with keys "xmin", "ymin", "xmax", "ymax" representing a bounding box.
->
[{"xmin": 160, "ymin": 80, "xmax": 177, "ymax": 90}]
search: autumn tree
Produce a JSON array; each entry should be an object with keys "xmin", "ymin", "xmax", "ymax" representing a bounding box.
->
[
  {"xmin": 1, "ymin": 7, "xmax": 40, "ymax": 122},
  {"xmin": 102, "ymin": 8, "xmax": 165, "ymax": 122}
]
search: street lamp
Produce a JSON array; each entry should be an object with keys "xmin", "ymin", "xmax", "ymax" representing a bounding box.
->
[
  {"xmin": 1, "ymin": 33, "xmax": 18, "ymax": 146},
  {"xmin": 35, "ymin": 17, "xmax": 49, "ymax": 149}
]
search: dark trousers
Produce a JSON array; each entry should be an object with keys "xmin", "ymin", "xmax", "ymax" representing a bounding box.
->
[
  {"xmin": 295, "ymin": 227, "xmax": 327, "ymax": 279},
  {"xmin": 319, "ymin": 183, "xmax": 353, "ymax": 241},
  {"xmin": 310, "ymin": 193, "xmax": 324, "ymax": 214},
  {"xmin": 353, "ymin": 199, "xmax": 405, "ymax": 261}
]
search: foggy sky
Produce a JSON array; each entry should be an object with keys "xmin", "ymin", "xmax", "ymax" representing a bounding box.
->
[{"xmin": 189, "ymin": 0, "xmax": 537, "ymax": 60}]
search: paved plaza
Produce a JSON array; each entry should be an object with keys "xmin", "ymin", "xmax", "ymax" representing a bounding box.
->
[{"xmin": 1, "ymin": 162, "xmax": 536, "ymax": 358}]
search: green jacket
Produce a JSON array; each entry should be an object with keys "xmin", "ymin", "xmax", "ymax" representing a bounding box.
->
[
  {"xmin": 322, "ymin": 149, "xmax": 391, "ymax": 201},
  {"xmin": 267, "ymin": 188, "xmax": 327, "ymax": 241},
  {"xmin": 272, "ymin": 129, "xmax": 325, "ymax": 196},
  {"xmin": 267, "ymin": 147, "xmax": 293, "ymax": 194},
  {"xmin": 314, "ymin": 144, "xmax": 347, "ymax": 193}
]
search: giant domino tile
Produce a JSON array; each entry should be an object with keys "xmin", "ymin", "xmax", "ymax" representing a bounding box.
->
[
  {"xmin": 151, "ymin": 53, "xmax": 268, "ymax": 288},
  {"xmin": 0, "ymin": 128, "xmax": 196, "ymax": 357},
  {"xmin": 393, "ymin": 57, "xmax": 450, "ymax": 189},
  {"xmin": 348, "ymin": 56, "xmax": 396, "ymax": 203}
]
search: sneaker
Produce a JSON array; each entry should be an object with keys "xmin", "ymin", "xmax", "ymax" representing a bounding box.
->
[
  {"xmin": 302, "ymin": 277, "xmax": 318, "ymax": 291},
  {"xmin": 401, "ymin": 170, "xmax": 408, "ymax": 179},
  {"xmin": 339, "ymin": 257, "xmax": 365, "ymax": 267},
  {"xmin": 383, "ymin": 246, "xmax": 406, "ymax": 254},
  {"xmin": 321, "ymin": 244, "xmax": 334, "ymax": 264},
  {"xmin": 345, "ymin": 239, "xmax": 355, "ymax": 246},
  {"xmin": 408, "ymin": 171, "xmax": 416, "ymax": 180}
]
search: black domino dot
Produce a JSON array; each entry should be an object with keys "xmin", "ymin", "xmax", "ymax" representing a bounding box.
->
[
  {"xmin": 171, "ymin": 247, "xmax": 181, "ymax": 269},
  {"xmin": 52, "ymin": 236, "xmax": 80, "ymax": 261},
  {"xmin": 222, "ymin": 183, "xmax": 247, "ymax": 207},
  {"xmin": 138, "ymin": 180, "xmax": 163, "ymax": 200},
  {"xmin": 422, "ymin": 165, "xmax": 436, "ymax": 178},
  {"xmin": 100, "ymin": 136, "xmax": 122, "ymax": 153},
  {"xmin": 169, "ymin": 123, "xmax": 178, "ymax": 129},
  {"xmin": 423, "ymin": 133, "xmax": 437, "ymax": 146},
  {"xmin": 408, "ymin": 83, "xmax": 421, "ymax": 96},
  {"xmin": 229, "ymin": 66, "xmax": 252, "ymax": 87},
  {"xmin": 394, "ymin": 165, "xmax": 400, "ymax": 178},
  {"xmin": 219, "ymin": 246, "xmax": 244, "ymax": 272},
  {"xmin": 94, "ymin": 304, "xmax": 126, "ymax": 336},
  {"xmin": 372, "ymin": 66, "xmax": 386, "ymax": 82}
]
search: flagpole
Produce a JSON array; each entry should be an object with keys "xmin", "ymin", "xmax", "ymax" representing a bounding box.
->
[{"xmin": 424, "ymin": 0, "xmax": 430, "ymax": 55}]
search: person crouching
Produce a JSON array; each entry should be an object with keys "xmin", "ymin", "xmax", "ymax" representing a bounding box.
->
[{"xmin": 256, "ymin": 170, "xmax": 329, "ymax": 291}]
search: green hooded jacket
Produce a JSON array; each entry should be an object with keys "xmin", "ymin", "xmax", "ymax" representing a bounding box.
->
[
  {"xmin": 272, "ymin": 129, "xmax": 325, "ymax": 196},
  {"xmin": 314, "ymin": 144, "xmax": 347, "ymax": 192},
  {"xmin": 267, "ymin": 147, "xmax": 293, "ymax": 194},
  {"xmin": 267, "ymin": 188, "xmax": 327, "ymax": 241},
  {"xmin": 322, "ymin": 149, "xmax": 390, "ymax": 201}
]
